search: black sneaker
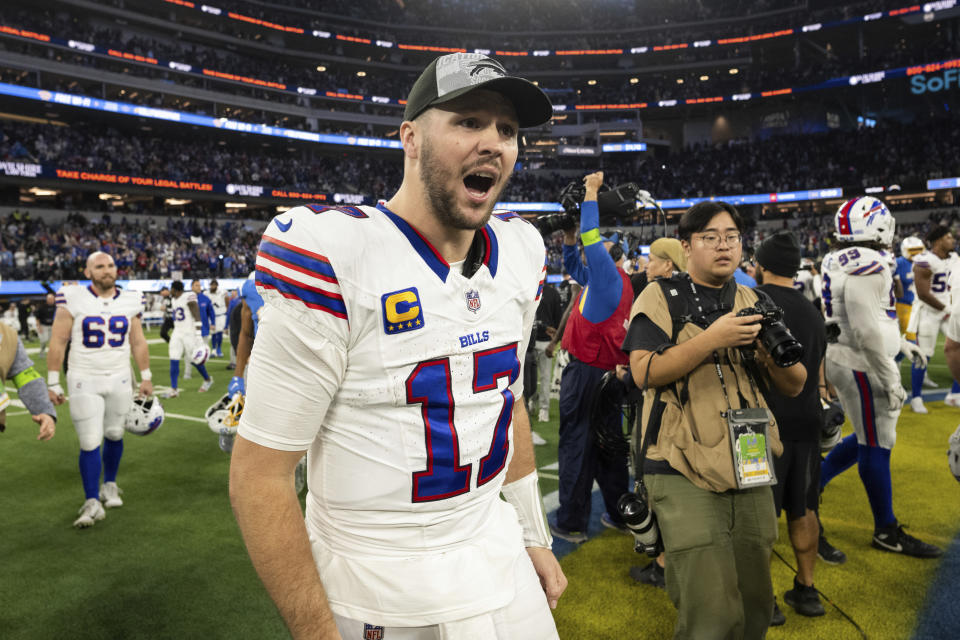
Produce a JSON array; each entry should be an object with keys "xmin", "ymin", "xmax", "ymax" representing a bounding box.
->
[
  {"xmin": 549, "ymin": 521, "xmax": 587, "ymax": 544},
  {"xmin": 629, "ymin": 561, "xmax": 665, "ymax": 589},
  {"xmin": 783, "ymin": 579, "xmax": 825, "ymax": 617},
  {"xmin": 771, "ymin": 598, "xmax": 786, "ymax": 626},
  {"xmin": 818, "ymin": 534, "xmax": 847, "ymax": 565},
  {"xmin": 872, "ymin": 524, "xmax": 943, "ymax": 558}
]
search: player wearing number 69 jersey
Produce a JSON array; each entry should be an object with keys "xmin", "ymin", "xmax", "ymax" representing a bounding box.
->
[
  {"xmin": 47, "ymin": 251, "xmax": 154, "ymax": 528},
  {"xmin": 231, "ymin": 53, "xmax": 564, "ymax": 640}
]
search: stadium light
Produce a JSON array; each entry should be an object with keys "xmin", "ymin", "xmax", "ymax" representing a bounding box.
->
[
  {"xmin": 316, "ymin": 65, "xmax": 326, "ymax": 72},
  {"xmin": 676, "ymin": 78, "xmax": 684, "ymax": 84},
  {"xmin": 164, "ymin": 198, "xmax": 191, "ymax": 206},
  {"xmin": 700, "ymin": 75, "xmax": 709, "ymax": 81},
  {"xmin": 356, "ymin": 71, "xmax": 367, "ymax": 77},
  {"xmin": 729, "ymin": 68, "xmax": 739, "ymax": 74},
  {"xmin": 587, "ymin": 79, "xmax": 597, "ymax": 85},
  {"xmin": 224, "ymin": 202, "xmax": 247, "ymax": 208},
  {"xmin": 629, "ymin": 78, "xmax": 639, "ymax": 84},
  {"xmin": 27, "ymin": 187, "xmax": 59, "ymax": 196}
]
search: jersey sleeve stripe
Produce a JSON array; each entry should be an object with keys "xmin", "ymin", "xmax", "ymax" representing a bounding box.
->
[
  {"xmin": 256, "ymin": 268, "xmax": 348, "ymax": 319},
  {"xmin": 259, "ymin": 237, "xmax": 338, "ymax": 282},
  {"xmin": 257, "ymin": 248, "xmax": 338, "ymax": 284},
  {"xmin": 850, "ymin": 261, "xmax": 880, "ymax": 275}
]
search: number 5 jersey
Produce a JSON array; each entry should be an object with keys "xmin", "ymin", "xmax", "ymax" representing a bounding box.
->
[{"xmin": 238, "ymin": 204, "xmax": 547, "ymax": 626}]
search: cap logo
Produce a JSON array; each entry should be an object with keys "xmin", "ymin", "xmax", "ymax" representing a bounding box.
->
[{"xmin": 436, "ymin": 53, "xmax": 507, "ymax": 98}]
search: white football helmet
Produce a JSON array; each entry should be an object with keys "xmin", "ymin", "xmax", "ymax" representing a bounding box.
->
[
  {"xmin": 834, "ymin": 196, "xmax": 895, "ymax": 246},
  {"xmin": 190, "ymin": 341, "xmax": 210, "ymax": 366},
  {"xmin": 949, "ymin": 425, "xmax": 960, "ymax": 483},
  {"xmin": 205, "ymin": 391, "xmax": 243, "ymax": 442},
  {"xmin": 900, "ymin": 236, "xmax": 925, "ymax": 260},
  {"xmin": 124, "ymin": 396, "xmax": 164, "ymax": 435}
]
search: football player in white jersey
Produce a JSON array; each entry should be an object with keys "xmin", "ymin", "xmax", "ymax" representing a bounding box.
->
[
  {"xmin": 907, "ymin": 226, "xmax": 959, "ymax": 412},
  {"xmin": 165, "ymin": 280, "xmax": 213, "ymax": 398},
  {"xmin": 817, "ymin": 197, "xmax": 942, "ymax": 558},
  {"xmin": 46, "ymin": 251, "xmax": 153, "ymax": 528},
  {"xmin": 230, "ymin": 53, "xmax": 565, "ymax": 639},
  {"xmin": 207, "ymin": 279, "xmax": 227, "ymax": 357},
  {"xmin": 793, "ymin": 258, "xmax": 819, "ymax": 310}
]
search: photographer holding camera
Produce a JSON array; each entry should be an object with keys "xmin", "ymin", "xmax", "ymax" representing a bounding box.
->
[
  {"xmin": 550, "ymin": 171, "xmax": 633, "ymax": 542},
  {"xmin": 623, "ymin": 201, "xmax": 806, "ymax": 640}
]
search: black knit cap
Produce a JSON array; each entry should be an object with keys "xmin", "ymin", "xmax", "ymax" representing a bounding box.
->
[
  {"xmin": 756, "ymin": 230, "xmax": 802, "ymax": 278},
  {"xmin": 403, "ymin": 53, "xmax": 553, "ymax": 128}
]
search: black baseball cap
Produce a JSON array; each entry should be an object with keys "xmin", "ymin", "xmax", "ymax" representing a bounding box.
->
[{"xmin": 403, "ymin": 53, "xmax": 553, "ymax": 128}]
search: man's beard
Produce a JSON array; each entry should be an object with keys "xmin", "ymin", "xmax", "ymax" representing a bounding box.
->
[
  {"xmin": 419, "ymin": 137, "xmax": 507, "ymax": 231},
  {"xmin": 91, "ymin": 273, "xmax": 116, "ymax": 292}
]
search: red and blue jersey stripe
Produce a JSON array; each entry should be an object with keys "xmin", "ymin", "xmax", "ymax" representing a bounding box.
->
[{"xmin": 256, "ymin": 235, "xmax": 347, "ymax": 320}]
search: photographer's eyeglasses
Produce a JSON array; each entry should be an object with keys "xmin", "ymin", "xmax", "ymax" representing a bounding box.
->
[{"xmin": 694, "ymin": 232, "xmax": 742, "ymax": 249}]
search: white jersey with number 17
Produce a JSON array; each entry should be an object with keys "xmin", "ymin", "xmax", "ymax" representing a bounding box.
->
[{"xmin": 239, "ymin": 204, "xmax": 545, "ymax": 626}]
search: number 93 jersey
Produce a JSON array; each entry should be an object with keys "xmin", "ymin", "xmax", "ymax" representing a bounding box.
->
[
  {"xmin": 239, "ymin": 204, "xmax": 546, "ymax": 625},
  {"xmin": 57, "ymin": 284, "xmax": 145, "ymax": 375},
  {"xmin": 821, "ymin": 246, "xmax": 900, "ymax": 371}
]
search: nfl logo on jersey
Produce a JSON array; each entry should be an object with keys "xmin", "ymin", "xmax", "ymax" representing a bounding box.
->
[
  {"xmin": 363, "ymin": 623, "xmax": 385, "ymax": 640},
  {"xmin": 465, "ymin": 289, "xmax": 481, "ymax": 313}
]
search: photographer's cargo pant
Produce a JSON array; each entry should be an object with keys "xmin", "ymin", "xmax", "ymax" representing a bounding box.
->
[{"xmin": 647, "ymin": 473, "xmax": 778, "ymax": 640}]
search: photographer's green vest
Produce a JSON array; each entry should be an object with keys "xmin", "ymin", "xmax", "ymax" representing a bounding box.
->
[{"xmin": 631, "ymin": 273, "xmax": 784, "ymax": 493}]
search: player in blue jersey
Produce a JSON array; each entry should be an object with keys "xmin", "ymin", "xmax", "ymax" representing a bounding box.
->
[
  {"xmin": 894, "ymin": 236, "xmax": 924, "ymax": 334},
  {"xmin": 192, "ymin": 280, "xmax": 216, "ymax": 346}
]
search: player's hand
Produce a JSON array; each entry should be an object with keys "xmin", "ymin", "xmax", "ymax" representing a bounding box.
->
[
  {"xmin": 139, "ymin": 379, "xmax": 154, "ymax": 398},
  {"xmin": 526, "ymin": 546, "xmax": 567, "ymax": 610},
  {"xmin": 48, "ymin": 383, "xmax": 65, "ymax": 405},
  {"xmin": 229, "ymin": 376, "xmax": 245, "ymax": 396},
  {"xmin": 704, "ymin": 311, "xmax": 762, "ymax": 350},
  {"xmin": 583, "ymin": 170, "xmax": 604, "ymax": 197},
  {"xmin": 899, "ymin": 337, "xmax": 928, "ymax": 368},
  {"xmin": 885, "ymin": 383, "xmax": 908, "ymax": 411},
  {"xmin": 33, "ymin": 413, "xmax": 55, "ymax": 440}
]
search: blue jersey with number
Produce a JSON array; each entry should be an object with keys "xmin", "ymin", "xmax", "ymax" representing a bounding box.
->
[
  {"xmin": 57, "ymin": 284, "xmax": 144, "ymax": 375},
  {"xmin": 238, "ymin": 204, "xmax": 545, "ymax": 625},
  {"xmin": 894, "ymin": 256, "xmax": 915, "ymax": 305}
]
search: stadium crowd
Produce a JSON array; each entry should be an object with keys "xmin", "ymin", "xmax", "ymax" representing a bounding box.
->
[
  {"xmin": 1, "ymin": 0, "xmax": 948, "ymax": 117},
  {"xmin": 0, "ymin": 210, "xmax": 264, "ymax": 281},
  {"xmin": 5, "ymin": 116, "xmax": 959, "ymax": 205}
]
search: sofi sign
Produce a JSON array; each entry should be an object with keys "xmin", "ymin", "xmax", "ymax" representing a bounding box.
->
[{"xmin": 910, "ymin": 68, "xmax": 960, "ymax": 94}]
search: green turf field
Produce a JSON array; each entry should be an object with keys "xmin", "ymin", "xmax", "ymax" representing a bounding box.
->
[{"xmin": 1, "ymin": 331, "xmax": 957, "ymax": 639}]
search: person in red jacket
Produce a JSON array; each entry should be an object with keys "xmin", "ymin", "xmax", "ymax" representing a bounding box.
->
[{"xmin": 550, "ymin": 171, "xmax": 632, "ymax": 542}]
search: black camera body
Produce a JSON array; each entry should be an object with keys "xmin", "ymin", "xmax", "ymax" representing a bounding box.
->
[
  {"xmin": 617, "ymin": 491, "xmax": 662, "ymax": 557},
  {"xmin": 533, "ymin": 180, "xmax": 641, "ymax": 235},
  {"xmin": 735, "ymin": 297, "xmax": 804, "ymax": 368}
]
